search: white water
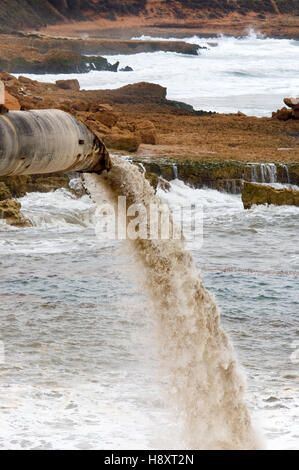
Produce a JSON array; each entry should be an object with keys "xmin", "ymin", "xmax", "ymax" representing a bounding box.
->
[
  {"xmin": 0, "ymin": 178, "xmax": 298, "ymax": 449},
  {"xmin": 21, "ymin": 32, "xmax": 299, "ymax": 116},
  {"xmin": 85, "ymin": 160, "xmax": 260, "ymax": 450}
]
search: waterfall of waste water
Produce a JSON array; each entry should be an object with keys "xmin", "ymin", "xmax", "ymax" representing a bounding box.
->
[
  {"xmin": 280, "ymin": 164, "xmax": 290, "ymax": 184},
  {"xmin": 84, "ymin": 156, "xmax": 260, "ymax": 450},
  {"xmin": 172, "ymin": 164, "xmax": 178, "ymax": 180},
  {"xmin": 267, "ymin": 163, "xmax": 277, "ymax": 184},
  {"xmin": 249, "ymin": 163, "xmax": 277, "ymax": 184},
  {"xmin": 250, "ymin": 164, "xmax": 259, "ymax": 182},
  {"xmin": 260, "ymin": 164, "xmax": 266, "ymax": 183}
]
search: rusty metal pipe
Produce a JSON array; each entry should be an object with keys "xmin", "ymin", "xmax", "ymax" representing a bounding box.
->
[{"xmin": 0, "ymin": 109, "xmax": 110, "ymax": 176}]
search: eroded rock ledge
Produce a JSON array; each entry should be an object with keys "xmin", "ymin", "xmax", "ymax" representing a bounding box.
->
[
  {"xmin": 242, "ymin": 182, "xmax": 299, "ymax": 209},
  {"xmin": 0, "ymin": 42, "xmax": 120, "ymax": 74}
]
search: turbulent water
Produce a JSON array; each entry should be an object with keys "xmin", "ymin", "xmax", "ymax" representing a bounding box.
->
[
  {"xmin": 2, "ymin": 31, "xmax": 298, "ymax": 449},
  {"xmin": 84, "ymin": 158, "xmax": 259, "ymax": 450},
  {"xmin": 0, "ymin": 172, "xmax": 298, "ymax": 449},
  {"xmin": 23, "ymin": 32, "xmax": 299, "ymax": 116}
]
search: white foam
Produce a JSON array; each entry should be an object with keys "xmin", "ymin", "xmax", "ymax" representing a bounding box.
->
[{"xmin": 19, "ymin": 33, "xmax": 299, "ymax": 116}]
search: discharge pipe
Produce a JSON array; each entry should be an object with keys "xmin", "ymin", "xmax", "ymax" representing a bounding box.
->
[{"xmin": 0, "ymin": 109, "xmax": 111, "ymax": 176}]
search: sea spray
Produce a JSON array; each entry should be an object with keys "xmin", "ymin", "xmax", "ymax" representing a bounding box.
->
[{"xmin": 84, "ymin": 156, "xmax": 260, "ymax": 450}]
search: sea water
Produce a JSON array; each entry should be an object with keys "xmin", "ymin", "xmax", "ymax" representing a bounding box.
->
[
  {"xmin": 0, "ymin": 176, "xmax": 298, "ymax": 449},
  {"xmin": 21, "ymin": 32, "xmax": 299, "ymax": 116}
]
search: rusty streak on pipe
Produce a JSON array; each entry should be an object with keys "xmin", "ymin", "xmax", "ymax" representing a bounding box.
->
[{"xmin": 0, "ymin": 109, "xmax": 111, "ymax": 176}]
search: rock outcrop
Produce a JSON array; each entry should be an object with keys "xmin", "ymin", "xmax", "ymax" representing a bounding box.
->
[
  {"xmin": 135, "ymin": 120, "xmax": 157, "ymax": 145},
  {"xmin": 0, "ymin": 174, "xmax": 71, "ymax": 199},
  {"xmin": 0, "ymin": 174, "xmax": 75, "ymax": 227},
  {"xmin": 0, "ymin": 199, "xmax": 31, "ymax": 227},
  {"xmin": 1, "ymin": 1, "xmax": 299, "ymax": 32},
  {"xmin": 103, "ymin": 133, "xmax": 141, "ymax": 152},
  {"xmin": 0, "ymin": 41, "xmax": 120, "ymax": 74},
  {"xmin": 56, "ymin": 79, "xmax": 80, "ymax": 91},
  {"xmin": 4, "ymin": 90, "xmax": 20, "ymax": 110},
  {"xmin": 272, "ymin": 97, "xmax": 299, "ymax": 121},
  {"xmin": 242, "ymin": 181, "xmax": 299, "ymax": 209},
  {"xmin": 1, "ymin": 74, "xmax": 298, "ymax": 178}
]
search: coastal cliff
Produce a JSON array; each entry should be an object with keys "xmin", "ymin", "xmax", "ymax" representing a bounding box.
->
[
  {"xmin": 1, "ymin": 1, "xmax": 299, "ymax": 39},
  {"xmin": 1, "ymin": 1, "xmax": 299, "ymax": 30}
]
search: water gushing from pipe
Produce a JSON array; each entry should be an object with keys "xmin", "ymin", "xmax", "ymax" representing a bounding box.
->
[{"xmin": 84, "ymin": 156, "xmax": 260, "ymax": 450}]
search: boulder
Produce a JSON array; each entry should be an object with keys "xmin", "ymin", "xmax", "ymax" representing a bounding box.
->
[
  {"xmin": 0, "ymin": 72, "xmax": 15, "ymax": 82},
  {"xmin": 84, "ymin": 119, "xmax": 111, "ymax": 136},
  {"xmin": 242, "ymin": 182, "xmax": 299, "ymax": 209},
  {"xmin": 56, "ymin": 79, "xmax": 80, "ymax": 91},
  {"xmin": 88, "ymin": 103, "xmax": 113, "ymax": 113},
  {"xmin": 117, "ymin": 82, "xmax": 167, "ymax": 102},
  {"xmin": 120, "ymin": 66, "xmax": 133, "ymax": 72},
  {"xmin": 70, "ymin": 100, "xmax": 90, "ymax": 112},
  {"xmin": 0, "ymin": 199, "xmax": 31, "ymax": 227},
  {"xmin": 90, "ymin": 110, "xmax": 118, "ymax": 128},
  {"xmin": 4, "ymin": 90, "xmax": 21, "ymax": 110},
  {"xmin": 104, "ymin": 132, "xmax": 141, "ymax": 152},
  {"xmin": 135, "ymin": 120, "xmax": 157, "ymax": 145},
  {"xmin": 284, "ymin": 97, "xmax": 299, "ymax": 110},
  {"xmin": 292, "ymin": 109, "xmax": 299, "ymax": 120},
  {"xmin": 272, "ymin": 106, "xmax": 293, "ymax": 121},
  {"xmin": 0, "ymin": 176, "xmax": 29, "ymax": 198},
  {"xmin": 0, "ymin": 182, "xmax": 12, "ymax": 201}
]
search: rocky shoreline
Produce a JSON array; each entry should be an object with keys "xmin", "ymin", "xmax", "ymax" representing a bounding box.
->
[
  {"xmin": 242, "ymin": 182, "xmax": 299, "ymax": 209},
  {"xmin": 0, "ymin": 72, "xmax": 299, "ymax": 226},
  {"xmin": 0, "ymin": 33, "xmax": 202, "ymax": 74}
]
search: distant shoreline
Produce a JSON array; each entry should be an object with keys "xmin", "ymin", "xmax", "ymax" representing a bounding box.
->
[{"xmin": 37, "ymin": 14, "xmax": 299, "ymax": 41}]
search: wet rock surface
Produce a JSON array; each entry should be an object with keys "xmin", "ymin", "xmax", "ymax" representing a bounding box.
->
[
  {"xmin": 242, "ymin": 181, "xmax": 299, "ymax": 209},
  {"xmin": 0, "ymin": 199, "xmax": 31, "ymax": 227},
  {"xmin": 0, "ymin": 45, "xmax": 120, "ymax": 74}
]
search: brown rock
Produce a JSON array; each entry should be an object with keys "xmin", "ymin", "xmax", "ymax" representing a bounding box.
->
[
  {"xmin": 242, "ymin": 182, "xmax": 299, "ymax": 209},
  {"xmin": 90, "ymin": 110, "xmax": 118, "ymax": 129},
  {"xmin": 104, "ymin": 132, "xmax": 141, "ymax": 152},
  {"xmin": 0, "ymin": 176, "xmax": 29, "ymax": 198},
  {"xmin": 18, "ymin": 76, "xmax": 36, "ymax": 85},
  {"xmin": 85, "ymin": 119, "xmax": 111, "ymax": 136},
  {"xmin": 0, "ymin": 182, "xmax": 12, "ymax": 201},
  {"xmin": 283, "ymin": 97, "xmax": 299, "ymax": 110},
  {"xmin": 70, "ymin": 100, "xmax": 90, "ymax": 112},
  {"xmin": 4, "ymin": 91, "xmax": 21, "ymax": 110},
  {"xmin": 0, "ymin": 199, "xmax": 31, "ymax": 227},
  {"xmin": 88, "ymin": 103, "xmax": 113, "ymax": 113},
  {"xmin": 292, "ymin": 109, "xmax": 299, "ymax": 120},
  {"xmin": 56, "ymin": 79, "xmax": 80, "ymax": 91},
  {"xmin": 116, "ymin": 82, "xmax": 167, "ymax": 102},
  {"xmin": 0, "ymin": 72, "xmax": 15, "ymax": 82},
  {"xmin": 272, "ymin": 107, "xmax": 292, "ymax": 121},
  {"xmin": 135, "ymin": 120, "xmax": 157, "ymax": 145}
]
